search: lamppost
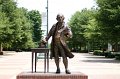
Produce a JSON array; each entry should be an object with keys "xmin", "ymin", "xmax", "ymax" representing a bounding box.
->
[
  {"xmin": 46, "ymin": 0, "xmax": 48, "ymax": 47},
  {"xmin": 46, "ymin": 0, "xmax": 48, "ymax": 35}
]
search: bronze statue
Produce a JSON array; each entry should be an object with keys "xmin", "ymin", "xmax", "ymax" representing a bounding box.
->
[{"xmin": 43, "ymin": 14, "xmax": 74, "ymax": 74}]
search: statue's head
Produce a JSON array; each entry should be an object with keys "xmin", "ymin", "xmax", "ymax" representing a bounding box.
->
[{"xmin": 56, "ymin": 13, "xmax": 65, "ymax": 22}]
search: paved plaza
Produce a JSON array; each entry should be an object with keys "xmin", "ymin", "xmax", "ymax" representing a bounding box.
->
[{"xmin": 0, "ymin": 51, "xmax": 120, "ymax": 79}]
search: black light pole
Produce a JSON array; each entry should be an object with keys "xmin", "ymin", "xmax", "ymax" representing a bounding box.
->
[
  {"xmin": 46, "ymin": 0, "xmax": 48, "ymax": 47},
  {"xmin": 46, "ymin": 0, "xmax": 48, "ymax": 35}
]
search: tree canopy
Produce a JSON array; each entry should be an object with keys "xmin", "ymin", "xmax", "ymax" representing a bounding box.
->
[
  {"xmin": 96, "ymin": 0, "xmax": 120, "ymax": 44},
  {"xmin": 0, "ymin": 0, "xmax": 42, "ymax": 52},
  {"xmin": 68, "ymin": 0, "xmax": 120, "ymax": 52},
  {"xmin": 68, "ymin": 9, "xmax": 97, "ymax": 51}
]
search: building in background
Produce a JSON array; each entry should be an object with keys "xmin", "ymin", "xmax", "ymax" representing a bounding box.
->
[{"xmin": 41, "ymin": 12, "xmax": 47, "ymax": 37}]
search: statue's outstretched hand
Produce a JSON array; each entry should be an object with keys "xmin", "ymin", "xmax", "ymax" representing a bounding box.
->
[
  {"xmin": 39, "ymin": 39, "xmax": 47, "ymax": 48},
  {"xmin": 41, "ymin": 39, "xmax": 47, "ymax": 44},
  {"xmin": 66, "ymin": 33, "xmax": 72, "ymax": 38}
]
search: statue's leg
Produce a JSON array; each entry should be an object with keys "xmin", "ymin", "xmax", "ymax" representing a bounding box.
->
[
  {"xmin": 62, "ymin": 56, "xmax": 68, "ymax": 70},
  {"xmin": 54, "ymin": 57, "xmax": 60, "ymax": 73},
  {"xmin": 60, "ymin": 47, "xmax": 71, "ymax": 74},
  {"xmin": 54, "ymin": 45, "xmax": 60, "ymax": 73},
  {"xmin": 63, "ymin": 57, "xmax": 71, "ymax": 74}
]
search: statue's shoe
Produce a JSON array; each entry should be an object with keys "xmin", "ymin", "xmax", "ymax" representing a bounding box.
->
[
  {"xmin": 65, "ymin": 70, "xmax": 71, "ymax": 74},
  {"xmin": 56, "ymin": 68, "xmax": 60, "ymax": 74}
]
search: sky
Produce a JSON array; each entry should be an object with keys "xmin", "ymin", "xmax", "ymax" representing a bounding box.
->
[{"xmin": 16, "ymin": 0, "xmax": 97, "ymax": 36}]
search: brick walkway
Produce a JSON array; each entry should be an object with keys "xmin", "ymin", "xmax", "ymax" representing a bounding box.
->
[
  {"xmin": 0, "ymin": 51, "xmax": 120, "ymax": 79},
  {"xmin": 0, "ymin": 52, "xmax": 31, "ymax": 79}
]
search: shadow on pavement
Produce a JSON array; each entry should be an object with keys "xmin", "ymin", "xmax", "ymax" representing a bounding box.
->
[
  {"xmin": 86, "ymin": 56, "xmax": 106, "ymax": 59},
  {"xmin": 3, "ymin": 53, "xmax": 15, "ymax": 56},
  {"xmin": 82, "ymin": 59, "xmax": 120, "ymax": 63},
  {"xmin": 80, "ymin": 53, "xmax": 120, "ymax": 63}
]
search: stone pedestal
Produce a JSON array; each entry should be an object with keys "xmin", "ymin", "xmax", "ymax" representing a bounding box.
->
[{"xmin": 17, "ymin": 72, "xmax": 88, "ymax": 79}]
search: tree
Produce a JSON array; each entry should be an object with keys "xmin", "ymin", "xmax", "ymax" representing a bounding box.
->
[
  {"xmin": 0, "ymin": 0, "xmax": 16, "ymax": 54},
  {"xmin": 0, "ymin": 12, "xmax": 11, "ymax": 54},
  {"xmin": 1, "ymin": 0, "xmax": 17, "ymax": 20},
  {"xmin": 28, "ymin": 10, "xmax": 42, "ymax": 47},
  {"xmin": 96, "ymin": 0, "xmax": 120, "ymax": 51},
  {"xmin": 0, "ymin": 0, "xmax": 43, "ymax": 52},
  {"xmin": 0, "ymin": 0, "xmax": 36, "ymax": 51},
  {"xmin": 10, "ymin": 8, "xmax": 34, "ymax": 50},
  {"xmin": 68, "ymin": 9, "xmax": 94, "ymax": 51}
]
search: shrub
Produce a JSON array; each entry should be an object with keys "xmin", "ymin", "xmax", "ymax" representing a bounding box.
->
[
  {"xmin": 115, "ymin": 54, "xmax": 120, "ymax": 60},
  {"xmin": 104, "ymin": 51, "xmax": 115, "ymax": 58},
  {"xmin": 93, "ymin": 50, "xmax": 102, "ymax": 55}
]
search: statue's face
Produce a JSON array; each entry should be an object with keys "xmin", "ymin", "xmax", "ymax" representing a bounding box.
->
[{"xmin": 56, "ymin": 14, "xmax": 64, "ymax": 22}]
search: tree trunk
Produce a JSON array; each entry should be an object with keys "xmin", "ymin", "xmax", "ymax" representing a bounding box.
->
[
  {"xmin": 0, "ymin": 43, "xmax": 3, "ymax": 55},
  {"xmin": 114, "ymin": 43, "xmax": 118, "ymax": 52}
]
